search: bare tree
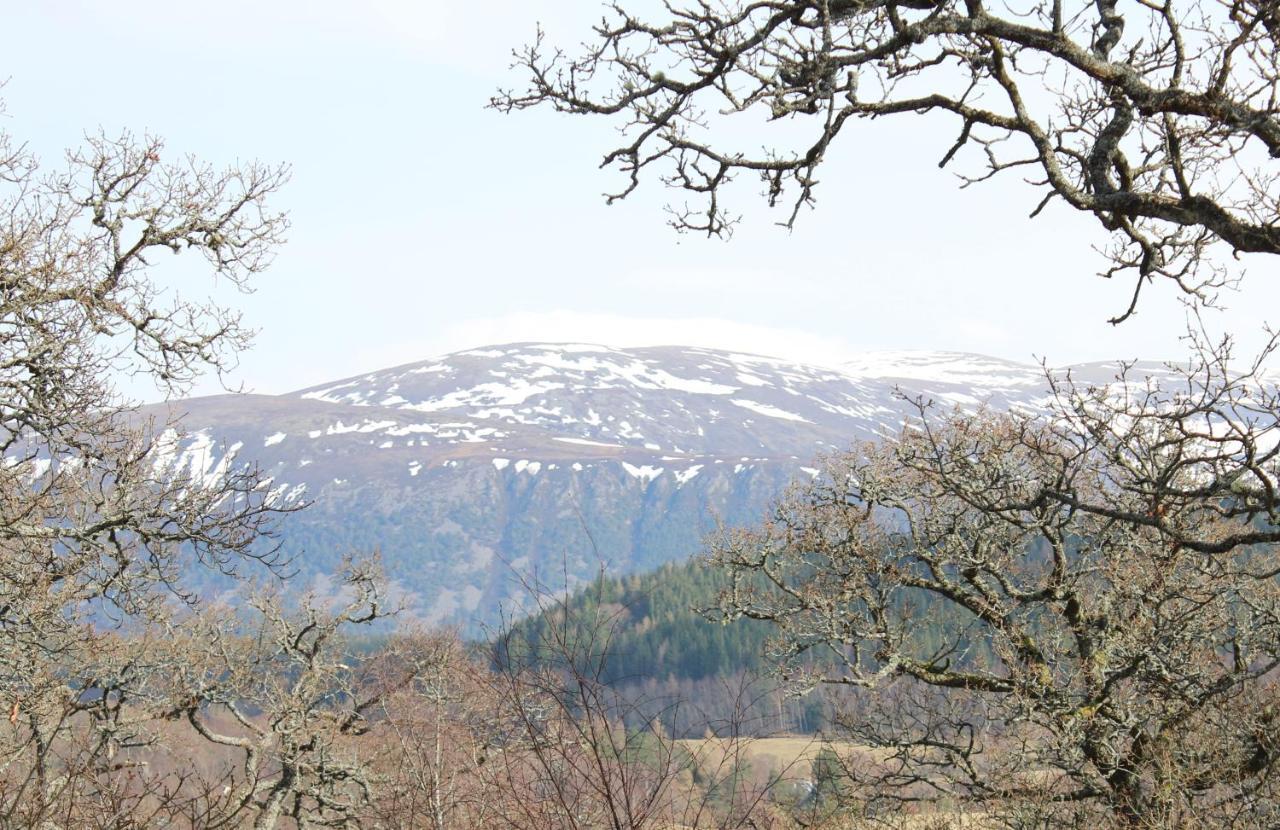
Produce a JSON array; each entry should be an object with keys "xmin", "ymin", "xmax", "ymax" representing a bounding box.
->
[
  {"xmin": 495, "ymin": 0, "xmax": 1280, "ymax": 321},
  {"xmin": 483, "ymin": 574, "xmax": 791, "ymax": 830},
  {"xmin": 709, "ymin": 335, "xmax": 1280, "ymax": 826},
  {"xmin": 161, "ymin": 559, "xmax": 410, "ymax": 830},
  {"xmin": 487, "ymin": 589, "xmax": 700, "ymax": 830},
  {"xmin": 362, "ymin": 631, "xmax": 505, "ymax": 830},
  {"xmin": 0, "ymin": 97, "xmax": 290, "ymax": 823}
]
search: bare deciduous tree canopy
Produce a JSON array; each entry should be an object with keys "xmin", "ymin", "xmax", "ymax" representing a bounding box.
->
[
  {"xmin": 495, "ymin": 0, "xmax": 1280, "ymax": 321},
  {"xmin": 709, "ymin": 338, "xmax": 1280, "ymax": 826},
  {"xmin": 0, "ymin": 100, "xmax": 295, "ymax": 823}
]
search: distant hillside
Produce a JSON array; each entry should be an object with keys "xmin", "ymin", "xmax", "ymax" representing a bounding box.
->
[{"xmin": 142, "ymin": 342, "xmax": 1177, "ymax": 630}]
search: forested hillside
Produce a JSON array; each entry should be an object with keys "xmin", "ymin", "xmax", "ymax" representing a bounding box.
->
[
  {"xmin": 499, "ymin": 554, "xmax": 991, "ymax": 737},
  {"xmin": 499, "ymin": 557, "xmax": 828, "ymax": 735},
  {"xmin": 504, "ymin": 559, "xmax": 769, "ymax": 683}
]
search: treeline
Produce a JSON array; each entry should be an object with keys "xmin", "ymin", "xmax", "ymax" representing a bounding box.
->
[
  {"xmin": 504, "ymin": 559, "xmax": 778, "ymax": 684},
  {"xmin": 498, "ymin": 555, "xmax": 991, "ymax": 737},
  {"xmin": 496, "ymin": 558, "xmax": 835, "ymax": 736}
]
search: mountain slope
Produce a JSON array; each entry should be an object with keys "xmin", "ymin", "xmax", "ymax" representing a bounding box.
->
[{"xmin": 146, "ymin": 343, "xmax": 1173, "ymax": 630}]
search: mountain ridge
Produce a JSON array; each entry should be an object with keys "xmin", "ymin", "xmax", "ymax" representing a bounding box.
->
[{"xmin": 142, "ymin": 343, "xmax": 1181, "ymax": 630}]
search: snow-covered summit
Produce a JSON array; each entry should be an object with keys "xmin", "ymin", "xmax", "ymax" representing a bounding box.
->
[
  {"xmin": 280, "ymin": 342, "xmax": 1103, "ymax": 459},
  {"xmin": 154, "ymin": 343, "xmax": 1187, "ymax": 513},
  {"xmin": 840, "ymin": 350, "xmax": 1044, "ymax": 386}
]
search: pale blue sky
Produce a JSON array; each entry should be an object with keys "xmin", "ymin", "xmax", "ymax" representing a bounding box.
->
[{"xmin": 6, "ymin": 1, "xmax": 1279, "ymax": 399}]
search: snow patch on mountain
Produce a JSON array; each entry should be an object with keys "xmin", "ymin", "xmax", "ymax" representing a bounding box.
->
[
  {"xmin": 841, "ymin": 351, "xmax": 1042, "ymax": 387},
  {"xmin": 554, "ymin": 436, "xmax": 622, "ymax": 448},
  {"xmin": 622, "ymin": 462, "xmax": 664, "ymax": 482},
  {"xmin": 732, "ymin": 399, "xmax": 811, "ymax": 423},
  {"xmin": 675, "ymin": 464, "xmax": 704, "ymax": 485}
]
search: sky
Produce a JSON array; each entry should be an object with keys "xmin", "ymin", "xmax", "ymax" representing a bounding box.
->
[{"xmin": 5, "ymin": 1, "xmax": 1280, "ymax": 400}]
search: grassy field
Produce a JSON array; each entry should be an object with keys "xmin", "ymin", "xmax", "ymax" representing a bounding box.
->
[
  {"xmin": 674, "ymin": 736, "xmax": 995, "ymax": 829},
  {"xmin": 676, "ymin": 735, "xmax": 866, "ymax": 777}
]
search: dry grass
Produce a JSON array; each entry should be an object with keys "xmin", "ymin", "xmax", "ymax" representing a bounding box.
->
[
  {"xmin": 679, "ymin": 735, "xmax": 839, "ymax": 766},
  {"xmin": 677, "ymin": 735, "xmax": 880, "ymax": 776},
  {"xmin": 673, "ymin": 737, "xmax": 1000, "ymax": 830}
]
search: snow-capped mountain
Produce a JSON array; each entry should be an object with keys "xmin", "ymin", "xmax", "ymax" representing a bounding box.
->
[{"xmin": 147, "ymin": 343, "xmax": 1173, "ymax": 629}]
